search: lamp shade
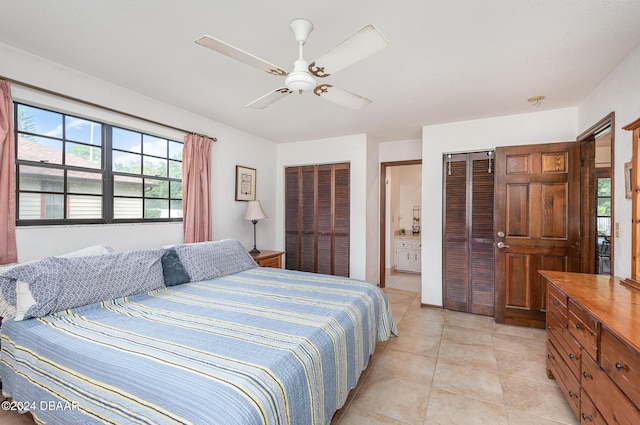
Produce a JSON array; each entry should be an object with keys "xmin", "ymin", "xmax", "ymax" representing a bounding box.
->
[{"xmin": 244, "ymin": 200, "xmax": 267, "ymax": 221}]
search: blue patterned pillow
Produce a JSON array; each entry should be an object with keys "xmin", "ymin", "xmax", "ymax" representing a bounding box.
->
[
  {"xmin": 47, "ymin": 249, "xmax": 165, "ymax": 317},
  {"xmin": 161, "ymin": 248, "xmax": 191, "ymax": 286},
  {"xmin": 175, "ymin": 239, "xmax": 257, "ymax": 281},
  {"xmin": 0, "ymin": 249, "xmax": 166, "ymax": 320},
  {"xmin": 0, "ymin": 258, "xmax": 61, "ymax": 319},
  {"xmin": 0, "ymin": 246, "xmax": 115, "ymax": 320}
]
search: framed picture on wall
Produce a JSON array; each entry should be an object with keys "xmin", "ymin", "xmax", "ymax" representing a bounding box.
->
[{"xmin": 236, "ymin": 165, "xmax": 256, "ymax": 201}]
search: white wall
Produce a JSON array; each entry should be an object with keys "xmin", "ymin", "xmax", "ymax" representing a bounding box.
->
[
  {"xmin": 276, "ymin": 134, "xmax": 369, "ymax": 280},
  {"xmin": 365, "ymin": 137, "xmax": 380, "ymax": 283},
  {"xmin": 380, "ymin": 139, "xmax": 422, "ymax": 163},
  {"xmin": 421, "ymin": 107, "xmax": 578, "ymax": 306},
  {"xmin": 396, "ymin": 165, "xmax": 422, "ymax": 234},
  {"xmin": 577, "ymin": 44, "xmax": 640, "ymax": 278},
  {"xmin": 388, "ymin": 168, "xmax": 402, "ymax": 233},
  {"xmin": 1, "ymin": 42, "xmax": 278, "ymax": 262}
]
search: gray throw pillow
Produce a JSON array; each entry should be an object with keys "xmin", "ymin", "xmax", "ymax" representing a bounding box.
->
[{"xmin": 174, "ymin": 239, "xmax": 256, "ymax": 281}]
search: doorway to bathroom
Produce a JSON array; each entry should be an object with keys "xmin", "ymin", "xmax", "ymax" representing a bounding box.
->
[{"xmin": 379, "ymin": 160, "xmax": 422, "ymax": 291}]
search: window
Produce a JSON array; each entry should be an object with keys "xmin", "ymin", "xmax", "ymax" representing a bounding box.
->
[
  {"xmin": 595, "ymin": 174, "xmax": 611, "ymax": 275},
  {"xmin": 15, "ymin": 103, "xmax": 183, "ymax": 224},
  {"xmin": 596, "ymin": 176, "xmax": 611, "ymax": 237}
]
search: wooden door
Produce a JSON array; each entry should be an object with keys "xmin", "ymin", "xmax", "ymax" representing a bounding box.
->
[
  {"xmin": 443, "ymin": 153, "xmax": 495, "ymax": 316},
  {"xmin": 494, "ymin": 142, "xmax": 581, "ymax": 328},
  {"xmin": 285, "ymin": 163, "xmax": 350, "ymax": 276}
]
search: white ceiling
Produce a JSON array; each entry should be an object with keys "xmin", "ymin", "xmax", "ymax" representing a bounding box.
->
[{"xmin": 1, "ymin": 0, "xmax": 640, "ymax": 143}]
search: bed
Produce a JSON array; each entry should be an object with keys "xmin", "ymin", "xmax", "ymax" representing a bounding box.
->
[{"xmin": 0, "ymin": 240, "xmax": 396, "ymax": 425}]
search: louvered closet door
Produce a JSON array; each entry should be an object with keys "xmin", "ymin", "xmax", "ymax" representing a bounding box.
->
[
  {"xmin": 301, "ymin": 167, "xmax": 316, "ymax": 272},
  {"xmin": 285, "ymin": 163, "xmax": 350, "ymax": 277},
  {"xmin": 443, "ymin": 153, "xmax": 495, "ymax": 316},
  {"xmin": 470, "ymin": 157, "xmax": 495, "ymax": 316},
  {"xmin": 333, "ymin": 164, "xmax": 350, "ymax": 277},
  {"xmin": 443, "ymin": 158, "xmax": 468, "ymax": 312},
  {"xmin": 285, "ymin": 168, "xmax": 300, "ymax": 269},
  {"xmin": 316, "ymin": 165, "xmax": 333, "ymax": 275}
]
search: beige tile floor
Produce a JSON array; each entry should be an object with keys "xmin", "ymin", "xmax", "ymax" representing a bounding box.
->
[
  {"xmin": 331, "ymin": 272, "xmax": 579, "ymax": 425},
  {"xmin": 1, "ymin": 272, "xmax": 578, "ymax": 425}
]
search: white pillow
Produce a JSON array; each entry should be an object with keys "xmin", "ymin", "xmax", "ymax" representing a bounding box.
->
[
  {"xmin": 0, "ymin": 263, "xmax": 19, "ymax": 320},
  {"xmin": 57, "ymin": 245, "xmax": 115, "ymax": 257},
  {"xmin": 15, "ymin": 280, "xmax": 36, "ymax": 321}
]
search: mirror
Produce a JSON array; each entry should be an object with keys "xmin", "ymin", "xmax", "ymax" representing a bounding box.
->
[{"xmin": 623, "ymin": 116, "xmax": 640, "ymax": 287}]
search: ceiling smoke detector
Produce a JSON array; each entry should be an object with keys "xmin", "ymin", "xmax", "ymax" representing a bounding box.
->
[{"xmin": 527, "ymin": 95, "xmax": 545, "ymax": 106}]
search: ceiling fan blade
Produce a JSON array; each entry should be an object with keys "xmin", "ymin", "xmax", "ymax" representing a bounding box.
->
[
  {"xmin": 195, "ymin": 35, "xmax": 288, "ymax": 77},
  {"xmin": 245, "ymin": 88, "xmax": 293, "ymax": 109},
  {"xmin": 313, "ymin": 84, "xmax": 372, "ymax": 109},
  {"xmin": 309, "ymin": 24, "xmax": 389, "ymax": 77}
]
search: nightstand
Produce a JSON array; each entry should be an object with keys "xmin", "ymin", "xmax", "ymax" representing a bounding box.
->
[{"xmin": 251, "ymin": 250, "xmax": 285, "ymax": 268}]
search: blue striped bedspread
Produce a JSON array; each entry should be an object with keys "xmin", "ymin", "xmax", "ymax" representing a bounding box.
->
[{"xmin": 0, "ymin": 267, "xmax": 397, "ymax": 425}]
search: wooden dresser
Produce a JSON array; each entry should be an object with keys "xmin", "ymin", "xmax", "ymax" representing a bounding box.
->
[{"xmin": 540, "ymin": 270, "xmax": 640, "ymax": 424}]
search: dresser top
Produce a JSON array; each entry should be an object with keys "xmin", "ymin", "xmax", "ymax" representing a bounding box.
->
[{"xmin": 539, "ymin": 270, "xmax": 640, "ymax": 352}]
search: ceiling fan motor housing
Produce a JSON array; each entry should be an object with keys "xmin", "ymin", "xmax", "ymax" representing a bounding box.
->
[{"xmin": 289, "ymin": 18, "xmax": 314, "ymax": 44}]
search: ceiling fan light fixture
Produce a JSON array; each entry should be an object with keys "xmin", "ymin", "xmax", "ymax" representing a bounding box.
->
[{"xmin": 285, "ymin": 71, "xmax": 316, "ymax": 94}]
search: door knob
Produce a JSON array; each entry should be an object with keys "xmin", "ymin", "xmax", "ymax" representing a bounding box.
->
[{"xmin": 497, "ymin": 241, "xmax": 510, "ymax": 249}]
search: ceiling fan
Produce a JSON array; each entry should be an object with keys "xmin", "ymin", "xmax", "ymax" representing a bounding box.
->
[{"xmin": 195, "ymin": 18, "xmax": 389, "ymax": 110}]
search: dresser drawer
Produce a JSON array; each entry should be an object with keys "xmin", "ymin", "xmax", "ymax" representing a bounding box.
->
[
  {"xmin": 547, "ymin": 282, "xmax": 568, "ymax": 324},
  {"xmin": 582, "ymin": 352, "xmax": 640, "ymax": 425},
  {"xmin": 547, "ymin": 338, "xmax": 581, "ymax": 419},
  {"xmin": 546, "ymin": 305, "xmax": 564, "ymax": 341},
  {"xmin": 553, "ymin": 326, "xmax": 582, "ymax": 380},
  {"xmin": 257, "ymin": 256, "xmax": 281, "ymax": 268},
  {"xmin": 600, "ymin": 326, "xmax": 640, "ymax": 409},
  {"xmin": 568, "ymin": 299, "xmax": 599, "ymax": 361},
  {"xmin": 580, "ymin": 389, "xmax": 607, "ymax": 425},
  {"xmin": 251, "ymin": 251, "xmax": 285, "ymax": 269}
]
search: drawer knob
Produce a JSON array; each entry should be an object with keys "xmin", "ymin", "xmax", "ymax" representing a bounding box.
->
[
  {"xmin": 547, "ymin": 325, "xmax": 552, "ymax": 331},
  {"xmin": 552, "ymin": 300, "xmax": 558, "ymax": 305},
  {"xmin": 575, "ymin": 323, "xmax": 581, "ymax": 330},
  {"xmin": 547, "ymin": 353, "xmax": 554, "ymax": 360},
  {"xmin": 615, "ymin": 362, "xmax": 626, "ymax": 371},
  {"xmin": 569, "ymin": 390, "xmax": 576, "ymax": 398},
  {"xmin": 583, "ymin": 371, "xmax": 590, "ymax": 379},
  {"xmin": 582, "ymin": 413, "xmax": 590, "ymax": 421},
  {"xmin": 569, "ymin": 353, "xmax": 575, "ymax": 360}
]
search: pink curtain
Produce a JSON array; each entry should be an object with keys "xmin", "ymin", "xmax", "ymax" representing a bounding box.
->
[
  {"xmin": 0, "ymin": 81, "xmax": 17, "ymax": 264},
  {"xmin": 182, "ymin": 134, "xmax": 213, "ymax": 243}
]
